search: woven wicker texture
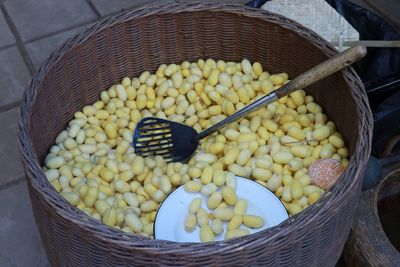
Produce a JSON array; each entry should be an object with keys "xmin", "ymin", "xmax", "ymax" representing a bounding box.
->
[
  {"xmin": 344, "ymin": 168, "xmax": 400, "ymax": 266},
  {"xmin": 18, "ymin": 2, "xmax": 372, "ymax": 266}
]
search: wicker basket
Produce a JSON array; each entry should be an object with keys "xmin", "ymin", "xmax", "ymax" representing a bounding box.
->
[
  {"xmin": 344, "ymin": 166, "xmax": 400, "ymax": 266},
  {"xmin": 18, "ymin": 2, "xmax": 372, "ymax": 266}
]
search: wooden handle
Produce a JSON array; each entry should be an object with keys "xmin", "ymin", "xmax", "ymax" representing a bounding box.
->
[{"xmin": 275, "ymin": 44, "xmax": 367, "ymax": 98}]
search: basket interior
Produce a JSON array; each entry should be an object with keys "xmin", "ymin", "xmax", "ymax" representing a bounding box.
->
[{"xmin": 29, "ymin": 10, "xmax": 359, "ymax": 167}]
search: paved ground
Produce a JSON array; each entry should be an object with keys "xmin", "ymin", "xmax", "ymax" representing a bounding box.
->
[{"xmin": 0, "ymin": 0, "xmax": 248, "ymax": 266}]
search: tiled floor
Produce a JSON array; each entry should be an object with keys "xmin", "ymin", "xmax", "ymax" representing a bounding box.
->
[
  {"xmin": 0, "ymin": 182, "xmax": 49, "ymax": 267},
  {"xmin": 0, "ymin": 47, "xmax": 31, "ymax": 107},
  {"xmin": 4, "ymin": 0, "xmax": 97, "ymax": 42},
  {"xmin": 0, "ymin": 1, "xmax": 252, "ymax": 266}
]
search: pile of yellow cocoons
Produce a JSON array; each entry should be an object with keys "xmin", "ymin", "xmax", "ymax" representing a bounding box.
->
[{"xmin": 42, "ymin": 58, "xmax": 349, "ymax": 239}]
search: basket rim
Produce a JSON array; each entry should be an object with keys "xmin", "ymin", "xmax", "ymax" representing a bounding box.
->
[
  {"xmin": 344, "ymin": 167, "xmax": 400, "ymax": 265},
  {"xmin": 18, "ymin": 1, "xmax": 373, "ymax": 254},
  {"xmin": 373, "ymin": 168, "xmax": 400, "ymax": 257}
]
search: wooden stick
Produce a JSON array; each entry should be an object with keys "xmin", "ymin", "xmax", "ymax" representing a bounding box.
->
[
  {"xmin": 330, "ymin": 40, "xmax": 400, "ymax": 48},
  {"xmin": 275, "ymin": 44, "xmax": 367, "ymax": 98}
]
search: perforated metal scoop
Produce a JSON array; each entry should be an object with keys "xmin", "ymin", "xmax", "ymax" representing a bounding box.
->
[
  {"xmin": 133, "ymin": 117, "xmax": 199, "ymax": 162},
  {"xmin": 132, "ymin": 45, "xmax": 366, "ymax": 162}
]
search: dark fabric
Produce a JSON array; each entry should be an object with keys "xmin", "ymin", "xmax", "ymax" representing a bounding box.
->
[
  {"xmin": 326, "ymin": 0, "xmax": 400, "ymax": 109},
  {"xmin": 372, "ymin": 90, "xmax": 400, "ymax": 155}
]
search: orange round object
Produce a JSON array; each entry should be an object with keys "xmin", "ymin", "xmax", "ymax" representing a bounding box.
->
[{"xmin": 308, "ymin": 159, "xmax": 345, "ymax": 190}]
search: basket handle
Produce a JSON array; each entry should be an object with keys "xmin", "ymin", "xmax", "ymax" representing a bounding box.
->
[{"xmin": 275, "ymin": 44, "xmax": 367, "ymax": 98}]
